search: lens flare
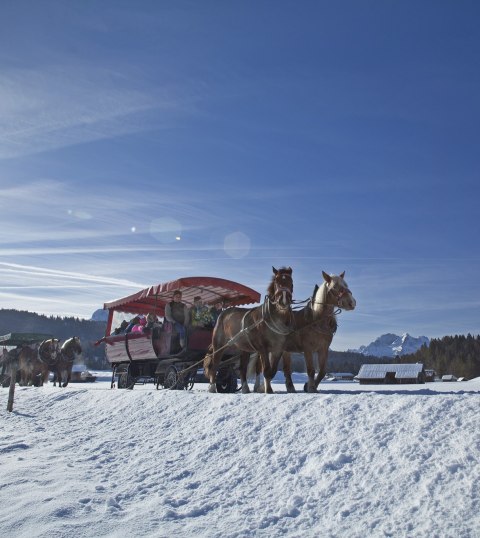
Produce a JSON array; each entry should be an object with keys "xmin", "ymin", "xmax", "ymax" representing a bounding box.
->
[{"xmin": 224, "ymin": 231, "xmax": 250, "ymax": 259}]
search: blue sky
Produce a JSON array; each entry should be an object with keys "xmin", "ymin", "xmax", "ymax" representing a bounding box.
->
[{"xmin": 1, "ymin": 1, "xmax": 479, "ymax": 350}]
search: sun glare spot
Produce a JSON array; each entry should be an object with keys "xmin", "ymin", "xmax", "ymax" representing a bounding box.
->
[
  {"xmin": 176, "ymin": 236, "xmax": 181, "ymax": 241},
  {"xmin": 131, "ymin": 226, "xmax": 136, "ymax": 233},
  {"xmin": 224, "ymin": 231, "xmax": 251, "ymax": 259}
]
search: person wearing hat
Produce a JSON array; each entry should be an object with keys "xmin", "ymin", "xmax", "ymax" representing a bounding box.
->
[
  {"xmin": 190, "ymin": 296, "xmax": 213, "ymax": 328},
  {"xmin": 165, "ymin": 290, "xmax": 189, "ymax": 348}
]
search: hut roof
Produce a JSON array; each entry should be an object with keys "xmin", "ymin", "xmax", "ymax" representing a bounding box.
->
[{"xmin": 357, "ymin": 363, "xmax": 424, "ymax": 380}]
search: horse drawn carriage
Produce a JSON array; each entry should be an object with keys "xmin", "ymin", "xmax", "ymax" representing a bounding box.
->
[{"xmin": 98, "ymin": 276, "xmax": 261, "ymax": 392}]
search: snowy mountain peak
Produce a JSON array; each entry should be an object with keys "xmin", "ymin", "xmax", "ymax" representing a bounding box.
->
[{"xmin": 351, "ymin": 333, "xmax": 430, "ymax": 357}]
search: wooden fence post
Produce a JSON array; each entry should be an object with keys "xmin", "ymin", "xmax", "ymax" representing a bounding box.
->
[{"xmin": 7, "ymin": 361, "xmax": 17, "ymax": 412}]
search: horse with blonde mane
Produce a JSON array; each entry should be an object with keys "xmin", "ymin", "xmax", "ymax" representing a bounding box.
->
[
  {"xmin": 282, "ymin": 271, "xmax": 356, "ymax": 392},
  {"xmin": 52, "ymin": 336, "xmax": 82, "ymax": 387}
]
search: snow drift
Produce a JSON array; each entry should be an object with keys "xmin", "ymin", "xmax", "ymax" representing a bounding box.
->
[{"xmin": 1, "ymin": 374, "xmax": 479, "ymax": 537}]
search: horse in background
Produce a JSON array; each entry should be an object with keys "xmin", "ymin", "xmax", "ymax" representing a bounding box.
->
[
  {"xmin": 204, "ymin": 266, "xmax": 294, "ymax": 394},
  {"xmin": 52, "ymin": 336, "xmax": 82, "ymax": 387},
  {"xmin": 18, "ymin": 344, "xmax": 49, "ymax": 386},
  {"xmin": 1, "ymin": 345, "xmax": 49, "ymax": 387},
  {"xmin": 282, "ymin": 271, "xmax": 356, "ymax": 392},
  {"xmin": 1, "ymin": 348, "xmax": 17, "ymax": 387}
]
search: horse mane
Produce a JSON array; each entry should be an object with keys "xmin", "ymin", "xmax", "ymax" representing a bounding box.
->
[
  {"xmin": 312, "ymin": 281, "xmax": 329, "ymax": 314},
  {"xmin": 61, "ymin": 337, "xmax": 74, "ymax": 351},
  {"xmin": 61, "ymin": 336, "xmax": 80, "ymax": 352}
]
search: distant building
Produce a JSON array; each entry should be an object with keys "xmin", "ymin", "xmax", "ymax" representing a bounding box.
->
[
  {"xmin": 328, "ymin": 372, "xmax": 355, "ymax": 381},
  {"xmin": 356, "ymin": 363, "xmax": 426, "ymax": 385},
  {"xmin": 441, "ymin": 374, "xmax": 458, "ymax": 382},
  {"xmin": 424, "ymin": 369, "xmax": 436, "ymax": 382}
]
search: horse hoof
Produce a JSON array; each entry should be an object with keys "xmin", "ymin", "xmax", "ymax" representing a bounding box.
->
[
  {"xmin": 208, "ymin": 383, "xmax": 217, "ymax": 393},
  {"xmin": 241, "ymin": 385, "xmax": 251, "ymax": 394},
  {"xmin": 286, "ymin": 386, "xmax": 297, "ymax": 393}
]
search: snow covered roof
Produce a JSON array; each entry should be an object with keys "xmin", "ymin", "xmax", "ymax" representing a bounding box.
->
[{"xmin": 357, "ymin": 363, "xmax": 424, "ymax": 380}]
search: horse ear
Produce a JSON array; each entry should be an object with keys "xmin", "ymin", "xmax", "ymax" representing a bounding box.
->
[
  {"xmin": 286, "ymin": 267, "xmax": 292, "ymax": 274},
  {"xmin": 272, "ymin": 266, "xmax": 278, "ymax": 275},
  {"xmin": 340, "ymin": 271, "xmax": 345, "ymax": 279},
  {"xmin": 322, "ymin": 271, "xmax": 331, "ymax": 283}
]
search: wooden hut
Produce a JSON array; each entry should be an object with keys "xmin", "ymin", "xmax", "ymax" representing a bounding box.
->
[{"xmin": 356, "ymin": 363, "xmax": 426, "ymax": 385}]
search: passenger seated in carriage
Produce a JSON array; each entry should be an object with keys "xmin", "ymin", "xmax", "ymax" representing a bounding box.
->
[
  {"xmin": 131, "ymin": 316, "xmax": 147, "ymax": 333},
  {"xmin": 111, "ymin": 320, "xmax": 129, "ymax": 335},
  {"xmin": 144, "ymin": 312, "xmax": 162, "ymax": 337},
  {"xmin": 165, "ymin": 290, "xmax": 189, "ymax": 349},
  {"xmin": 190, "ymin": 296, "xmax": 214, "ymax": 328},
  {"xmin": 125, "ymin": 316, "xmax": 141, "ymax": 334},
  {"xmin": 209, "ymin": 298, "xmax": 224, "ymax": 327}
]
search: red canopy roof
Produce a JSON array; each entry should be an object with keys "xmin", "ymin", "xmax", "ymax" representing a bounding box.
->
[{"xmin": 103, "ymin": 276, "xmax": 261, "ymax": 316}]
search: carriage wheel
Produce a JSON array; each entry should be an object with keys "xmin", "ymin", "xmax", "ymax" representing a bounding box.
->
[
  {"xmin": 163, "ymin": 366, "xmax": 185, "ymax": 390},
  {"xmin": 216, "ymin": 367, "xmax": 238, "ymax": 393},
  {"xmin": 185, "ymin": 370, "xmax": 196, "ymax": 391},
  {"xmin": 117, "ymin": 365, "xmax": 134, "ymax": 390}
]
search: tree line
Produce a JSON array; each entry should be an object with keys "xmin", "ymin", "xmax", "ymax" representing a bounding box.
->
[
  {"xmin": 0, "ymin": 309, "xmax": 107, "ymax": 369},
  {"xmin": 400, "ymin": 334, "xmax": 480, "ymax": 379}
]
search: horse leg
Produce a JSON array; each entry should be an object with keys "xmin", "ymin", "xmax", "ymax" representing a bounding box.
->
[
  {"xmin": 252, "ymin": 356, "xmax": 263, "ymax": 393},
  {"xmin": 304, "ymin": 350, "xmax": 317, "ymax": 393},
  {"xmin": 239, "ymin": 352, "xmax": 251, "ymax": 394},
  {"xmin": 63, "ymin": 364, "xmax": 72, "ymax": 387},
  {"xmin": 203, "ymin": 342, "xmax": 223, "ymax": 393},
  {"xmin": 282, "ymin": 352, "xmax": 296, "ymax": 393},
  {"xmin": 314, "ymin": 342, "xmax": 330, "ymax": 390},
  {"xmin": 262, "ymin": 351, "xmax": 276, "ymax": 394}
]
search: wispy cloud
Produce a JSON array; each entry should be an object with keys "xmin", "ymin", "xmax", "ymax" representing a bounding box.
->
[
  {"xmin": 0, "ymin": 262, "xmax": 146, "ymax": 288},
  {"xmin": 0, "ymin": 65, "xmax": 191, "ymax": 159}
]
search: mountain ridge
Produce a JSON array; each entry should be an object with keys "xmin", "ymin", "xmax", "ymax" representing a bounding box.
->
[{"xmin": 350, "ymin": 332, "xmax": 430, "ymax": 358}]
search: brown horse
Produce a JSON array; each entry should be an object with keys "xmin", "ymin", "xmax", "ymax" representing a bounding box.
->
[
  {"xmin": 282, "ymin": 271, "xmax": 356, "ymax": 392},
  {"xmin": 38, "ymin": 338, "xmax": 61, "ymax": 383},
  {"xmin": 1, "ymin": 348, "xmax": 18, "ymax": 387},
  {"xmin": 52, "ymin": 336, "xmax": 82, "ymax": 387},
  {"xmin": 18, "ymin": 344, "xmax": 50, "ymax": 386},
  {"xmin": 204, "ymin": 267, "xmax": 294, "ymax": 394}
]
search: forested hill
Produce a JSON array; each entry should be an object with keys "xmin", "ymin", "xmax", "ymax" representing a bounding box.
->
[
  {"xmin": 400, "ymin": 334, "xmax": 480, "ymax": 379},
  {"xmin": 0, "ymin": 309, "xmax": 107, "ymax": 367}
]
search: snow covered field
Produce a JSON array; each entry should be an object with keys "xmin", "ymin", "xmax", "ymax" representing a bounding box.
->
[{"xmin": 2, "ymin": 373, "xmax": 479, "ymax": 538}]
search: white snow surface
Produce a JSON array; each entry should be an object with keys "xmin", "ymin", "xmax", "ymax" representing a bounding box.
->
[{"xmin": 2, "ymin": 373, "xmax": 480, "ymax": 538}]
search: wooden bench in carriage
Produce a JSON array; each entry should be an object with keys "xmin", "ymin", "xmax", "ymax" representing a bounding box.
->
[{"xmin": 97, "ymin": 276, "xmax": 261, "ymax": 392}]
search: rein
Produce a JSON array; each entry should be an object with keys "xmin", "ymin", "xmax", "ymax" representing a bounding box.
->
[{"xmin": 262, "ymin": 295, "xmax": 294, "ymax": 335}]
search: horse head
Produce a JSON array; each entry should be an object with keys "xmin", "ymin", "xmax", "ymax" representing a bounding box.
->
[
  {"xmin": 61, "ymin": 336, "xmax": 82, "ymax": 358},
  {"xmin": 318, "ymin": 271, "xmax": 356, "ymax": 311},
  {"xmin": 269, "ymin": 266, "xmax": 293, "ymax": 310},
  {"xmin": 39, "ymin": 338, "xmax": 61, "ymax": 363}
]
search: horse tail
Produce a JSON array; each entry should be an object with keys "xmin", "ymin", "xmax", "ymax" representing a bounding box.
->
[{"xmin": 203, "ymin": 344, "xmax": 214, "ymax": 379}]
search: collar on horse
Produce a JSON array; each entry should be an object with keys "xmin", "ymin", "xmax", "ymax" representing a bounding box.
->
[{"xmin": 262, "ymin": 295, "xmax": 294, "ymax": 335}]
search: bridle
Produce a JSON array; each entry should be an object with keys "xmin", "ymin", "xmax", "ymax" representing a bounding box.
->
[
  {"xmin": 38, "ymin": 339, "xmax": 59, "ymax": 363},
  {"xmin": 312, "ymin": 280, "xmax": 352, "ymax": 310},
  {"xmin": 271, "ymin": 273, "xmax": 293, "ymax": 311}
]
